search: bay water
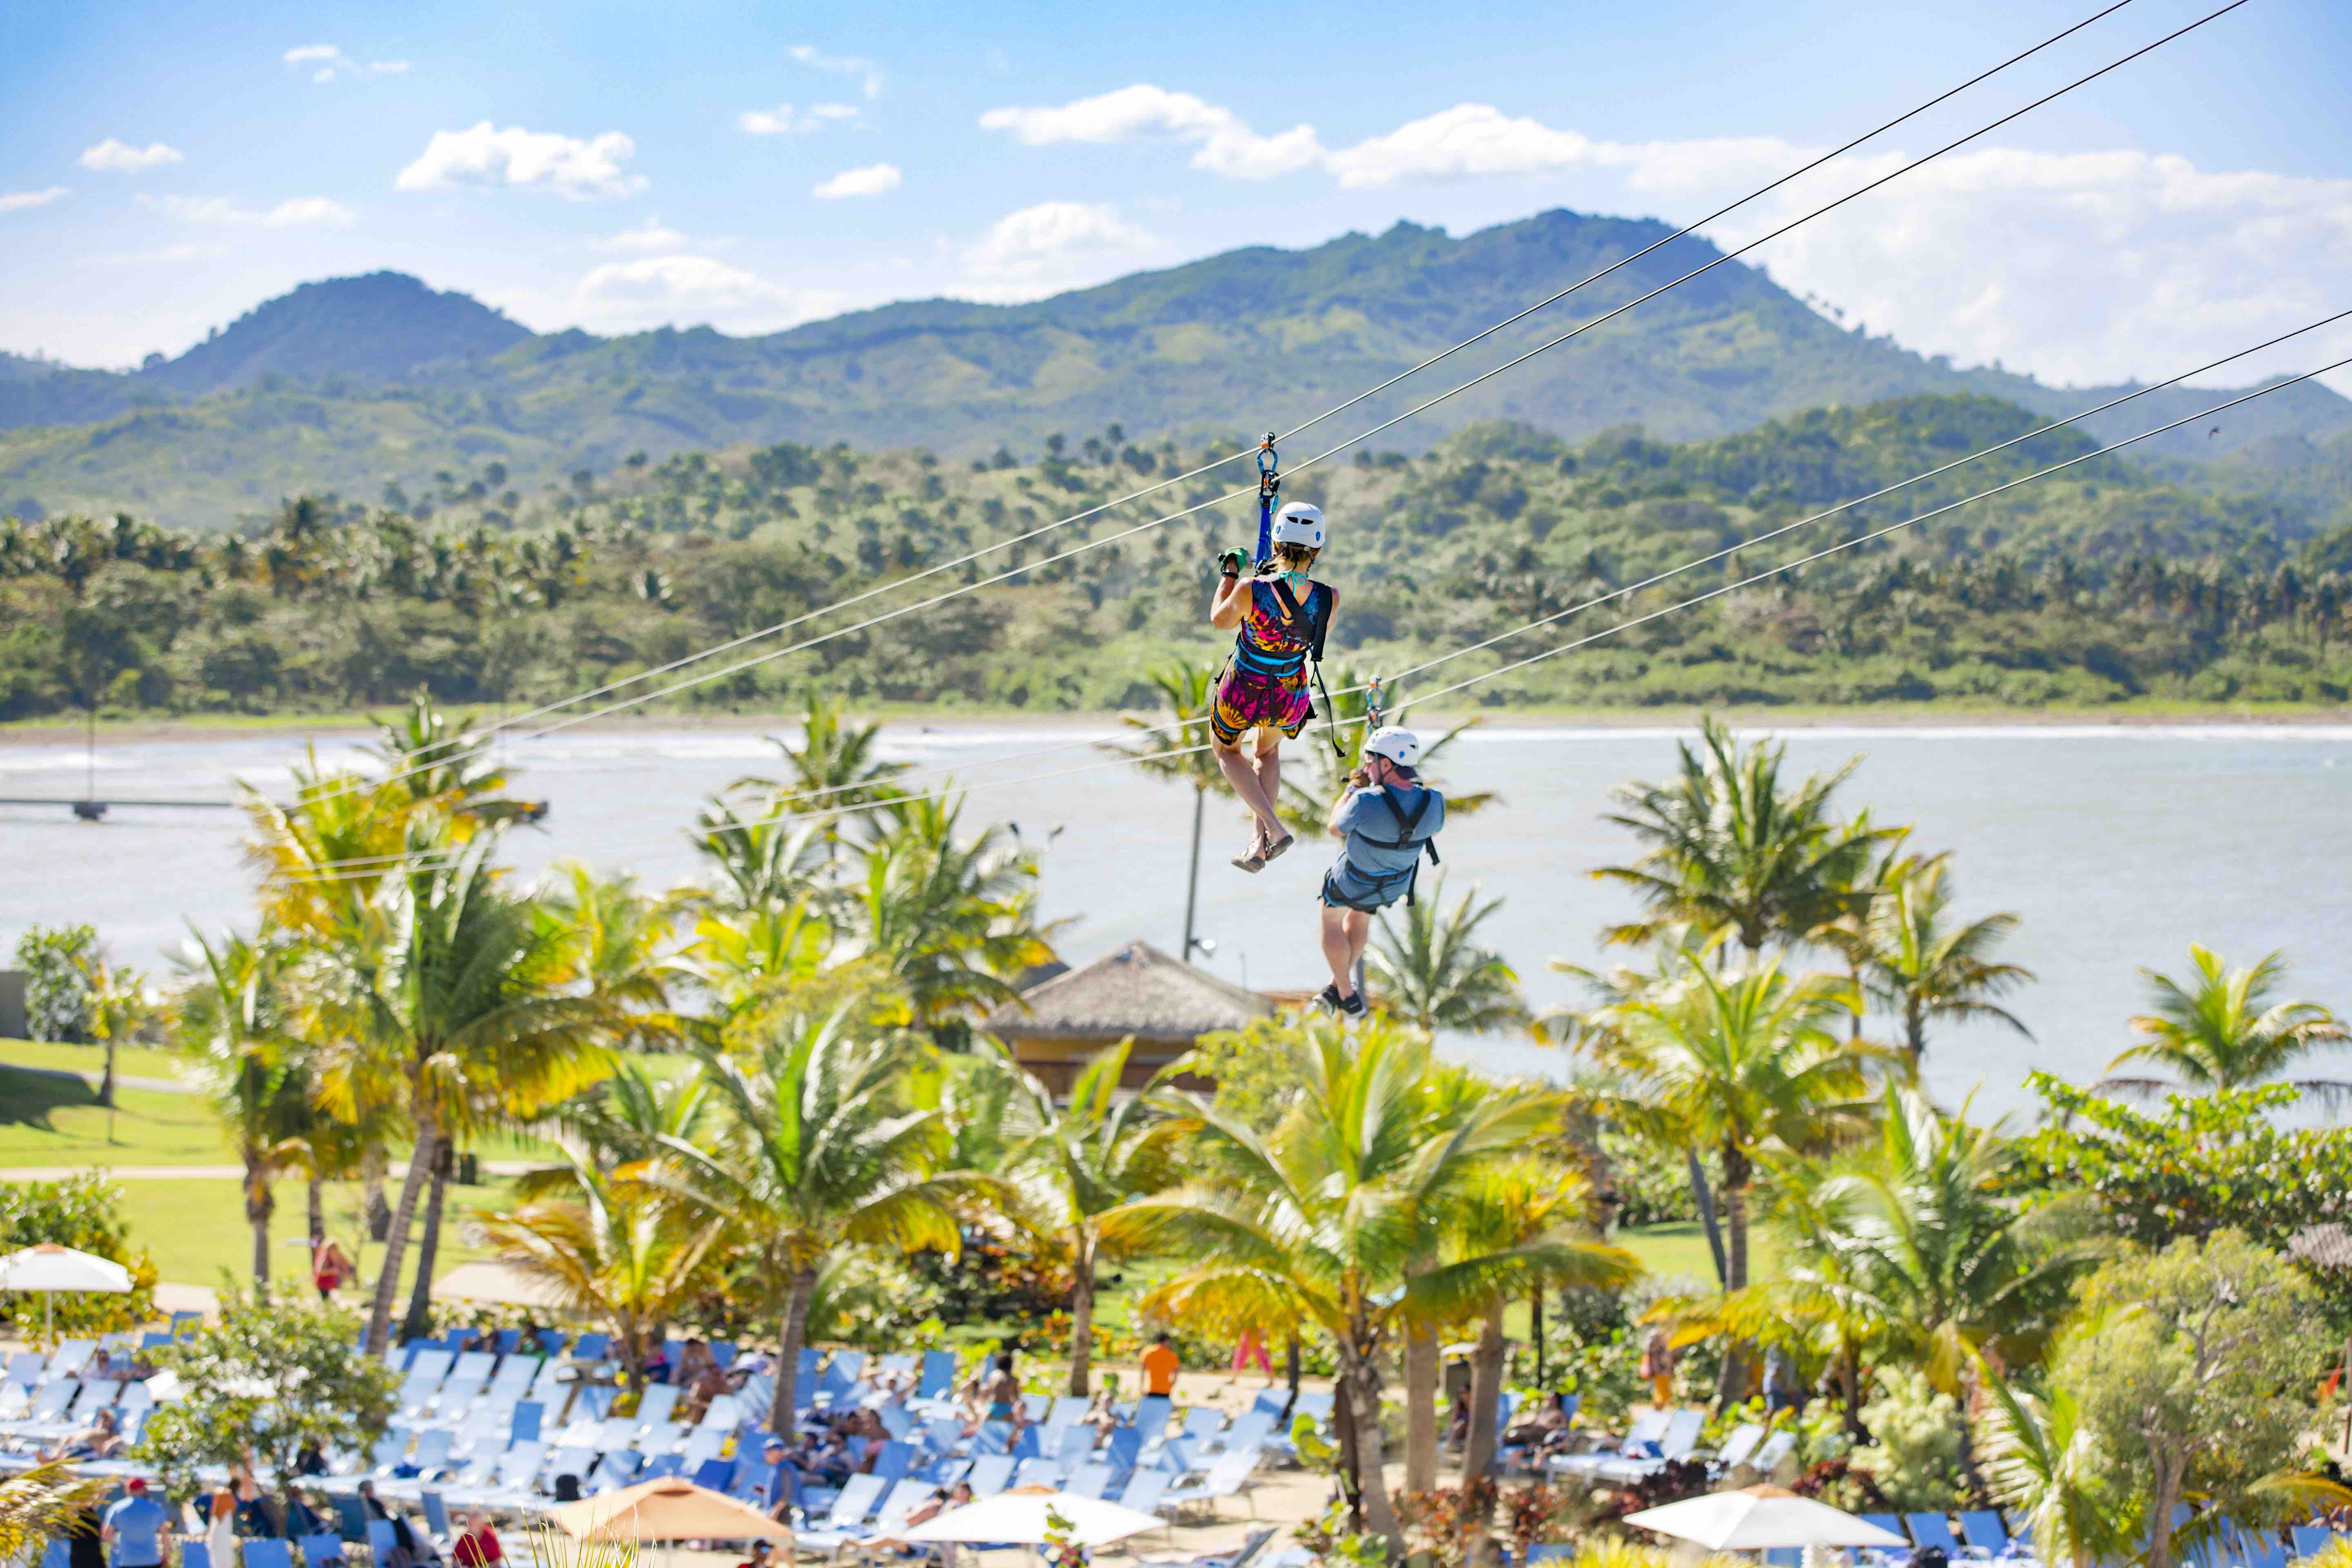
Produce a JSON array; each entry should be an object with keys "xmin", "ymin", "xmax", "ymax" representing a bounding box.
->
[{"xmin": 7, "ymin": 719, "xmax": 2350, "ymax": 1118}]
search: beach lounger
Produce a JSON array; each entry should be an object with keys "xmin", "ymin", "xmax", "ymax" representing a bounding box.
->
[
  {"xmin": 1068, "ymin": 1463, "xmax": 1116, "ymax": 1500},
  {"xmin": 1551, "ymin": 1409, "xmax": 1668, "ymax": 1477},
  {"xmin": 1119, "ymin": 1469, "xmax": 1173, "ymax": 1519},
  {"xmin": 1138, "ymin": 1526, "xmax": 1278, "ymax": 1568},
  {"xmin": 420, "ymin": 1492, "xmax": 453, "ymax": 1542},
  {"xmin": 915, "ymin": 1352, "xmax": 956, "ymax": 1403},
  {"xmin": 2291, "ymin": 1528, "xmax": 2336, "ymax": 1561},
  {"xmin": 1907, "ymin": 1516, "xmax": 1966, "ymax": 1558},
  {"xmin": 697, "ymin": 1394, "xmax": 743, "ymax": 1432},
  {"xmin": 691, "ymin": 1457, "xmax": 736, "ymax": 1493},
  {"xmin": 1706, "ymin": 1423, "xmax": 1764, "ymax": 1475},
  {"xmin": 1160, "ymin": 1449, "xmax": 1260, "ymax": 1521},
  {"xmin": 1958, "ymin": 1512, "xmax": 2011, "ymax": 1558},
  {"xmin": 1594, "ymin": 1409, "xmax": 1704, "ymax": 1484},
  {"xmin": 1745, "ymin": 1429, "xmax": 1797, "ymax": 1477},
  {"xmin": 297, "ymin": 1536, "xmax": 346, "ymax": 1568},
  {"xmin": 244, "ymin": 1539, "xmax": 296, "ymax": 1568},
  {"xmin": 1013, "ymin": 1458, "xmax": 1066, "ymax": 1489},
  {"xmin": 793, "ymin": 1473, "xmax": 888, "ymax": 1559},
  {"xmin": 636, "ymin": 1384, "xmax": 682, "ymax": 1428},
  {"xmin": 865, "ymin": 1477, "xmax": 938, "ymax": 1538},
  {"xmin": 964, "ymin": 1456, "xmax": 1016, "ymax": 1498}
]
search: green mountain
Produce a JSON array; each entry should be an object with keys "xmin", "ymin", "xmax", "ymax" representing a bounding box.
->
[{"xmin": 4, "ymin": 209, "xmax": 2347, "ymax": 529}]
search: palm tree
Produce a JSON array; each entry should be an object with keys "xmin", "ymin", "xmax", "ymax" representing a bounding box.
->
[
  {"xmin": 738, "ymin": 690, "xmax": 910, "ymax": 824},
  {"xmin": 305, "ymin": 838, "xmax": 622, "ymax": 1353},
  {"xmin": 996, "ymin": 1038, "xmax": 1182, "ymax": 1396},
  {"xmin": 1273, "ymin": 668, "xmax": 1496, "ymax": 837},
  {"xmin": 1980, "ymin": 1378, "xmax": 2132, "ymax": 1568},
  {"xmin": 1583, "ymin": 951, "xmax": 1886, "ymax": 1402},
  {"xmin": 471, "ymin": 1152, "xmax": 729, "ymax": 1392},
  {"xmin": 1101, "ymin": 661, "xmax": 1225, "ymax": 964},
  {"xmin": 1832, "ymin": 855, "xmax": 2033, "ymax": 1063},
  {"xmin": 2101, "ymin": 944, "xmax": 2352, "ymax": 1098},
  {"xmin": 1596, "ymin": 717, "xmax": 1891, "ymax": 956},
  {"xmin": 1368, "ymin": 877, "xmax": 1530, "ymax": 1033},
  {"xmin": 851, "ymin": 793, "xmax": 1060, "ymax": 1029},
  {"xmin": 649, "ymin": 1009, "xmax": 976, "ymax": 1435},
  {"xmin": 690, "ymin": 801, "xmax": 831, "ymax": 916},
  {"xmin": 178, "ymin": 930, "xmax": 310, "ymax": 1281},
  {"xmin": 1446, "ymin": 1158, "xmax": 1639, "ymax": 1488},
  {"xmin": 1105, "ymin": 1017, "xmax": 1565, "ymax": 1549},
  {"xmin": 0, "ymin": 1463, "xmax": 112, "ymax": 1565},
  {"xmin": 543, "ymin": 863, "xmax": 682, "ymax": 1048},
  {"xmin": 1722, "ymin": 1089, "xmax": 2101, "ymax": 1450}
]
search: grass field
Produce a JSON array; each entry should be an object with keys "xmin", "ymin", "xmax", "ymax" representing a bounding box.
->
[
  {"xmin": 0, "ymin": 1037, "xmax": 188, "ymax": 1083},
  {"xmin": 1613, "ymin": 1221, "xmax": 1779, "ymax": 1285},
  {"xmin": 0, "ymin": 1063, "xmax": 231, "ymax": 1167},
  {"xmin": 116, "ymin": 1176, "xmax": 513, "ymax": 1290}
]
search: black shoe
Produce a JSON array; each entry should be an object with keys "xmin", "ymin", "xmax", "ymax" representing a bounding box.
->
[
  {"xmin": 1316, "ymin": 983, "xmax": 1343, "ymax": 1013},
  {"xmin": 1339, "ymin": 990, "xmax": 1367, "ymax": 1017}
]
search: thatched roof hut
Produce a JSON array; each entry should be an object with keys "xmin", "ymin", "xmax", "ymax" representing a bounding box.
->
[{"xmin": 982, "ymin": 939, "xmax": 1275, "ymax": 1095}]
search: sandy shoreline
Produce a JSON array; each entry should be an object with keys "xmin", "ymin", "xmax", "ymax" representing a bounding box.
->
[{"xmin": 9, "ymin": 701, "xmax": 2352, "ymax": 746}]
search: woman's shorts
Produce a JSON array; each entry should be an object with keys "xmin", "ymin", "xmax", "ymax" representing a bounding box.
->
[{"xmin": 1210, "ymin": 661, "xmax": 1312, "ymax": 747}]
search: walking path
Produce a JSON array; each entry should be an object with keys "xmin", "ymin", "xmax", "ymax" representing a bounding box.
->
[
  {"xmin": 5, "ymin": 1062, "xmax": 191, "ymax": 1094},
  {"xmin": 0, "ymin": 1159, "xmax": 540, "ymax": 1180}
]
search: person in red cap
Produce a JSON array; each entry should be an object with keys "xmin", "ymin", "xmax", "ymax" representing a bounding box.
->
[{"xmin": 102, "ymin": 1479, "xmax": 170, "ymax": 1568}]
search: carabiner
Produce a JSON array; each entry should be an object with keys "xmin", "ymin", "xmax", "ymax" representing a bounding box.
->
[
  {"xmin": 1365, "ymin": 675, "xmax": 1386, "ymax": 731},
  {"xmin": 1257, "ymin": 432, "xmax": 1280, "ymax": 495}
]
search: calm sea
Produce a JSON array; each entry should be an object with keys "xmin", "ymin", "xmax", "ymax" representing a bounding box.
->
[{"xmin": 7, "ymin": 719, "xmax": 2350, "ymax": 1118}]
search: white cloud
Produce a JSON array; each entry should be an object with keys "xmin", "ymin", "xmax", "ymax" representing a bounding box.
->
[
  {"xmin": 78, "ymin": 139, "xmax": 185, "ymax": 174},
  {"xmin": 790, "ymin": 44, "xmax": 882, "ymax": 98},
  {"xmin": 0, "ymin": 187, "xmax": 70, "ymax": 214},
  {"xmin": 813, "ymin": 163, "xmax": 901, "ymax": 200},
  {"xmin": 954, "ymin": 200, "xmax": 1163, "ymax": 302},
  {"xmin": 145, "ymin": 194, "xmax": 357, "ymax": 227},
  {"xmin": 570, "ymin": 254, "xmax": 844, "ymax": 334},
  {"xmin": 979, "ymin": 85, "xmax": 1321, "ymax": 180},
  {"xmin": 394, "ymin": 122, "xmax": 642, "ymax": 199},
  {"xmin": 284, "ymin": 45, "xmax": 410, "ymax": 83},
  {"xmin": 593, "ymin": 217, "xmax": 690, "ymax": 252},
  {"xmin": 737, "ymin": 102, "xmax": 860, "ymax": 136}
]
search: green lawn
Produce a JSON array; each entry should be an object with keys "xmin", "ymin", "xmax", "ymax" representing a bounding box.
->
[
  {"xmin": 116, "ymin": 1176, "xmax": 514, "ymax": 1290},
  {"xmin": 0, "ymin": 1037, "xmax": 189, "ymax": 1083},
  {"xmin": 1614, "ymin": 1221, "xmax": 1780, "ymax": 1286},
  {"xmin": 0, "ymin": 1064, "xmax": 234, "ymax": 1167}
]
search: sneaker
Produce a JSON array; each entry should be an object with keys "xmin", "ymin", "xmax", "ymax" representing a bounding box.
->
[
  {"xmin": 1316, "ymin": 983, "xmax": 1344, "ymax": 1013},
  {"xmin": 1339, "ymin": 990, "xmax": 1367, "ymax": 1017}
]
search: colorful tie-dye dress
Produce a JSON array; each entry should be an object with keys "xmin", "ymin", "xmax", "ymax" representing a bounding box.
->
[{"xmin": 1210, "ymin": 577, "xmax": 1334, "ymax": 746}]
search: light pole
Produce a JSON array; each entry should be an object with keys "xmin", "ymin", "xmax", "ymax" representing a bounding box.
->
[{"xmin": 1180, "ymin": 788, "xmax": 1205, "ymax": 964}]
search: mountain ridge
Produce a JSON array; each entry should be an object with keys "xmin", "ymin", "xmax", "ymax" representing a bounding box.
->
[{"xmin": 4, "ymin": 209, "xmax": 2347, "ymax": 528}]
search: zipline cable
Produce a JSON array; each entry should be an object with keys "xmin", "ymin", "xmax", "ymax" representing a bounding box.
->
[
  {"xmin": 467, "ymin": 0, "xmax": 2250, "ymax": 753},
  {"xmin": 270, "ymin": 347, "xmax": 2349, "ymax": 885},
  {"xmin": 297, "ymin": 0, "xmax": 2175, "ymax": 802},
  {"xmin": 316, "ymin": 302, "xmax": 2352, "ymax": 857}
]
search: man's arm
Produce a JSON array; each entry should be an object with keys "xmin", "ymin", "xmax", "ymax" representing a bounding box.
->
[{"xmin": 1327, "ymin": 782, "xmax": 1364, "ymax": 840}]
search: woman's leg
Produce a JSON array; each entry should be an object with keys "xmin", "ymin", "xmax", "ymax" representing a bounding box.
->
[
  {"xmin": 1214, "ymin": 737, "xmax": 1282, "ymax": 840},
  {"xmin": 1251, "ymin": 736, "xmax": 1286, "ymax": 842}
]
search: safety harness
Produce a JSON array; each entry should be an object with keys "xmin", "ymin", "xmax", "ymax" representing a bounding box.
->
[
  {"xmin": 1338, "ymin": 783, "xmax": 1443, "ymax": 908},
  {"xmin": 1247, "ymin": 434, "xmax": 1345, "ymax": 757}
]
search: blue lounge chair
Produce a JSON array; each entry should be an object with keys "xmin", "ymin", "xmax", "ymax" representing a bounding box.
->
[
  {"xmin": 1959, "ymin": 1512, "xmax": 2009, "ymax": 1558},
  {"xmin": 297, "ymin": 1536, "xmax": 347, "ymax": 1568},
  {"xmin": 1907, "ymin": 1516, "xmax": 1965, "ymax": 1557},
  {"xmin": 2291, "ymin": 1528, "xmax": 2337, "ymax": 1562}
]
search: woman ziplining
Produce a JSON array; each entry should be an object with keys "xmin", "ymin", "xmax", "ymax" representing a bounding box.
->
[{"xmin": 1206, "ymin": 436, "xmax": 1338, "ymax": 872}]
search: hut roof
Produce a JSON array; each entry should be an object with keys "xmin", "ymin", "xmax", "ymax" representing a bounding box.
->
[{"xmin": 983, "ymin": 940, "xmax": 1273, "ymax": 1044}]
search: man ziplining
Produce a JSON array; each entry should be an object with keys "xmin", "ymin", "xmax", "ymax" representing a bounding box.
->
[{"xmin": 1315, "ymin": 726, "xmax": 1444, "ymax": 1016}]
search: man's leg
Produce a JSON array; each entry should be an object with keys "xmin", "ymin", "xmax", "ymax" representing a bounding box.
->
[
  {"xmin": 1214, "ymin": 737, "xmax": 1281, "ymax": 843},
  {"xmin": 1343, "ymin": 909, "xmax": 1374, "ymax": 990},
  {"xmin": 1320, "ymin": 904, "xmax": 1357, "ymax": 995}
]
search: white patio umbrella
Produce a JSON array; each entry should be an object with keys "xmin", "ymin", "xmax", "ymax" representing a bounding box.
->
[
  {"xmin": 0, "ymin": 1243, "xmax": 133, "ymax": 1340},
  {"xmin": 1622, "ymin": 1486, "xmax": 1907, "ymax": 1551},
  {"xmin": 899, "ymin": 1486, "xmax": 1165, "ymax": 1548}
]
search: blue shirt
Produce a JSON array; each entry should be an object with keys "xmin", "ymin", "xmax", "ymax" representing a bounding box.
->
[
  {"xmin": 102, "ymin": 1495, "xmax": 166, "ymax": 1568},
  {"xmin": 1332, "ymin": 784, "xmax": 1445, "ymax": 887}
]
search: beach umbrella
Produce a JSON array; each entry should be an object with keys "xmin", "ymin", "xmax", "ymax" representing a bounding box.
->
[
  {"xmin": 0, "ymin": 1243, "xmax": 133, "ymax": 1339},
  {"xmin": 1622, "ymin": 1486, "xmax": 1907, "ymax": 1551},
  {"xmin": 900, "ymin": 1486, "xmax": 1165, "ymax": 1547},
  {"xmin": 550, "ymin": 1478, "xmax": 792, "ymax": 1542}
]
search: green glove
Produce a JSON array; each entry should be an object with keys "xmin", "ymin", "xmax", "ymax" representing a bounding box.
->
[{"xmin": 1216, "ymin": 546, "xmax": 1250, "ymax": 577}]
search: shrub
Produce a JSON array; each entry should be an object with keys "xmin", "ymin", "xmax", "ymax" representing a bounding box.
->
[
  {"xmin": 0, "ymin": 1175, "xmax": 156, "ymax": 1339},
  {"xmin": 1849, "ymin": 1366, "xmax": 1969, "ymax": 1510},
  {"xmin": 13, "ymin": 924, "xmax": 97, "ymax": 1043}
]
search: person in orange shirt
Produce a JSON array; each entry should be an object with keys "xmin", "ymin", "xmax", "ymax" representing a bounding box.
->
[{"xmin": 1140, "ymin": 1333, "xmax": 1180, "ymax": 1401}]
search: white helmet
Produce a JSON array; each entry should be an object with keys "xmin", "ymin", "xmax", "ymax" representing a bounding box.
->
[
  {"xmin": 1363, "ymin": 726, "xmax": 1422, "ymax": 769},
  {"xmin": 1270, "ymin": 501, "xmax": 1325, "ymax": 550}
]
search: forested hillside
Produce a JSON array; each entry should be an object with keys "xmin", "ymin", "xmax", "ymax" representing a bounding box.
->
[
  {"xmin": 4, "ymin": 210, "xmax": 2347, "ymax": 530},
  {"xmin": 8, "ymin": 392, "xmax": 2352, "ymax": 723}
]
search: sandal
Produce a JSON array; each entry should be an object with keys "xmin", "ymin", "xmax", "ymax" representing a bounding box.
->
[
  {"xmin": 1230, "ymin": 838, "xmax": 1267, "ymax": 873},
  {"xmin": 1261, "ymin": 832, "xmax": 1296, "ymax": 863}
]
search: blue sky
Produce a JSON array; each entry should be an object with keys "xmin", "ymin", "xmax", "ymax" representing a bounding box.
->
[{"xmin": 6, "ymin": 0, "xmax": 2350, "ymax": 392}]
